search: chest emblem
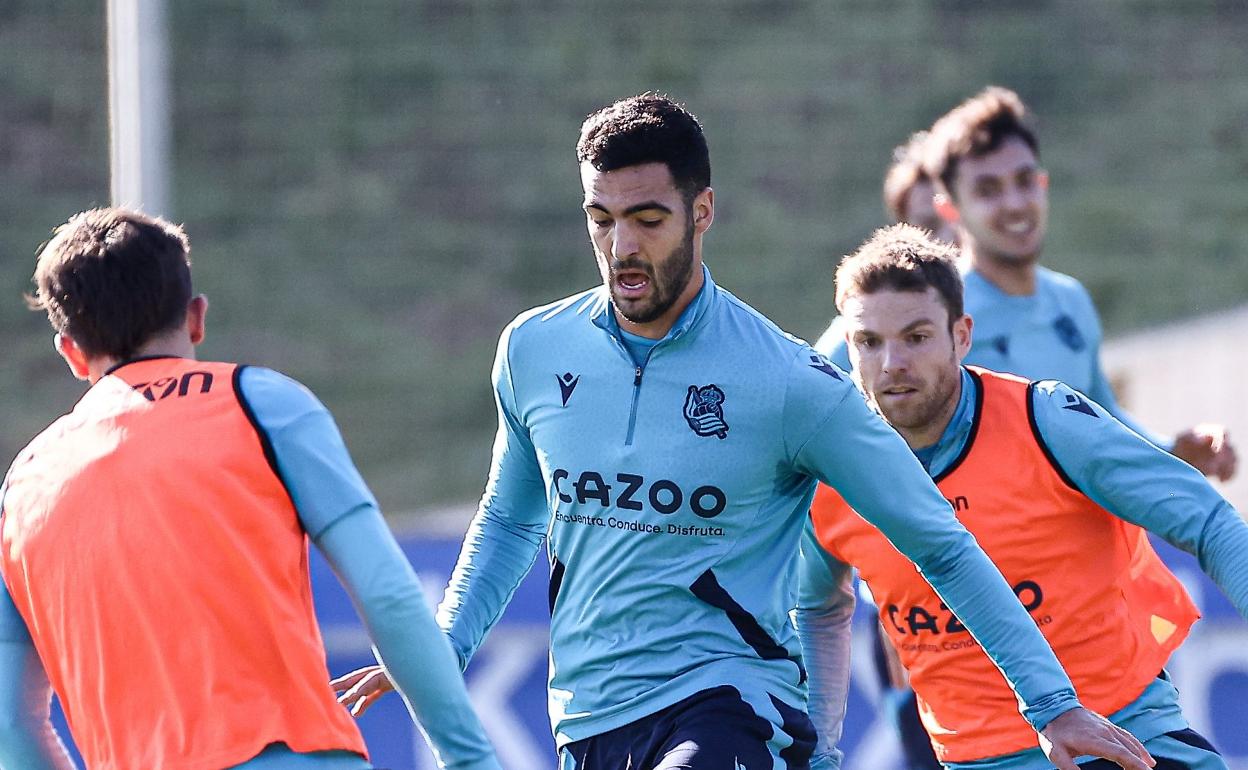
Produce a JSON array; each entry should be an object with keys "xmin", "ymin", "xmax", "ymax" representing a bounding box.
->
[
  {"xmin": 1053, "ymin": 314, "xmax": 1086, "ymax": 352},
  {"xmin": 684, "ymin": 384, "xmax": 729, "ymax": 439},
  {"xmin": 557, "ymin": 372, "xmax": 580, "ymax": 406}
]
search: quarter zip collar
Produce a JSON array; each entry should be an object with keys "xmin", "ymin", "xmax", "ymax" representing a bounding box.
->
[{"xmin": 591, "ymin": 264, "xmax": 718, "ymax": 346}]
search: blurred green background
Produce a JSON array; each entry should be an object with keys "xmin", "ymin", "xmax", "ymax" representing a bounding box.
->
[{"xmin": 3, "ymin": 1, "xmax": 1247, "ymax": 517}]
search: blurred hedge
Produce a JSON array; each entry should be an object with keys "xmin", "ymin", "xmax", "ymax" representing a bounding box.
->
[{"xmin": 3, "ymin": 1, "xmax": 1246, "ymax": 513}]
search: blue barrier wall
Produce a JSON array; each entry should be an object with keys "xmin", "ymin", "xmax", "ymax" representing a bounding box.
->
[
  {"xmin": 313, "ymin": 534, "xmax": 1248, "ymax": 770},
  {"xmin": 42, "ymin": 532, "xmax": 1247, "ymax": 769}
]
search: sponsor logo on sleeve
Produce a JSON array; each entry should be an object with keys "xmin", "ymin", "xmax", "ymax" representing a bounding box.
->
[{"xmin": 808, "ymin": 354, "xmax": 842, "ymax": 380}]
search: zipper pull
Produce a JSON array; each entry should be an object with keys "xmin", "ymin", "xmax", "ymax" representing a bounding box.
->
[{"xmin": 634, "ymin": 366, "xmax": 643, "ymax": 386}]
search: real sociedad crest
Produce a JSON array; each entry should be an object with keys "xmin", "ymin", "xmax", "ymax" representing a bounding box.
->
[{"xmin": 684, "ymin": 384, "xmax": 729, "ymax": 439}]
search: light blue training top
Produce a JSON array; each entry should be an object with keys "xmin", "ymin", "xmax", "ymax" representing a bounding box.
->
[
  {"xmin": 436, "ymin": 265, "xmax": 1088, "ymax": 752},
  {"xmin": 814, "ymin": 264, "xmax": 1169, "ymax": 448},
  {"xmin": 798, "ymin": 367, "xmax": 1248, "ymax": 770},
  {"xmin": 0, "ymin": 365, "xmax": 500, "ymax": 770}
]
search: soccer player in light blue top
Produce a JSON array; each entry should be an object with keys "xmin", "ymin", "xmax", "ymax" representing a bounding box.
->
[
  {"xmin": 816, "ymin": 87, "xmax": 1236, "ymax": 483},
  {"xmin": 800, "ymin": 223, "xmax": 1248, "ymax": 770},
  {"xmin": 337, "ymin": 94, "xmax": 1154, "ymax": 770}
]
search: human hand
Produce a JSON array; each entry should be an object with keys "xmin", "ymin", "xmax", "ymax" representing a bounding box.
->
[
  {"xmin": 1172, "ymin": 424, "xmax": 1237, "ymax": 481},
  {"xmin": 331, "ymin": 665, "xmax": 395, "ymax": 717},
  {"xmin": 1038, "ymin": 707, "xmax": 1154, "ymax": 770}
]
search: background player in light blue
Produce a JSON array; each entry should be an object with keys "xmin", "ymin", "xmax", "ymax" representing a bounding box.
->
[
  {"xmin": 335, "ymin": 93, "xmax": 1153, "ymax": 770},
  {"xmin": 815, "ymin": 87, "xmax": 1236, "ymax": 483},
  {"xmin": 801, "ymin": 223, "xmax": 1248, "ymax": 770}
]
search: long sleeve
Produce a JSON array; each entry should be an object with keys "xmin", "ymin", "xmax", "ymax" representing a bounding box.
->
[
  {"xmin": 237, "ymin": 367, "xmax": 499, "ymax": 770},
  {"xmin": 1081, "ymin": 346, "xmax": 1172, "ymax": 451},
  {"xmin": 314, "ymin": 511, "xmax": 500, "ymax": 770},
  {"xmin": 795, "ymin": 518, "xmax": 855, "ymax": 770},
  {"xmin": 0, "ymin": 564, "xmax": 75, "ymax": 770},
  {"xmin": 436, "ymin": 325, "xmax": 550, "ymax": 667},
  {"xmin": 784, "ymin": 352, "xmax": 1079, "ymax": 733},
  {"xmin": 1030, "ymin": 380, "xmax": 1248, "ymax": 618}
]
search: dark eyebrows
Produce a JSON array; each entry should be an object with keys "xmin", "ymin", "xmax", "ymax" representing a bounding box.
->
[
  {"xmin": 583, "ymin": 200, "xmax": 675, "ymax": 217},
  {"xmin": 899, "ymin": 318, "xmax": 939, "ymax": 333},
  {"xmin": 852, "ymin": 318, "xmax": 936, "ymax": 338}
]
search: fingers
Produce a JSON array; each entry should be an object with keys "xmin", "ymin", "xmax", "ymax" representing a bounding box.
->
[
  {"xmin": 1108, "ymin": 723, "xmax": 1154, "ymax": 769},
  {"xmin": 329, "ymin": 665, "xmax": 379, "ymax": 693},
  {"xmin": 1045, "ymin": 746, "xmax": 1077, "ymax": 770},
  {"xmin": 337, "ymin": 668, "xmax": 395, "ymax": 717},
  {"xmin": 1211, "ymin": 430, "xmax": 1237, "ymax": 481},
  {"xmin": 348, "ymin": 685, "xmax": 387, "ymax": 716}
]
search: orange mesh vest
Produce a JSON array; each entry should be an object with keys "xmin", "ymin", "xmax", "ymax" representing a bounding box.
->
[
  {"xmin": 809, "ymin": 367, "xmax": 1199, "ymax": 762},
  {"xmin": 0, "ymin": 358, "xmax": 367, "ymax": 770}
]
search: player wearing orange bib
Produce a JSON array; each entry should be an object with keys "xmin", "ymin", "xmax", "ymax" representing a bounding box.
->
[
  {"xmin": 799, "ymin": 225, "xmax": 1248, "ymax": 770},
  {"xmin": 0, "ymin": 209, "xmax": 500, "ymax": 770}
]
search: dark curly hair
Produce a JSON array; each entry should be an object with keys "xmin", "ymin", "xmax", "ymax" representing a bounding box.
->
[{"xmin": 576, "ymin": 93, "xmax": 711, "ymax": 204}]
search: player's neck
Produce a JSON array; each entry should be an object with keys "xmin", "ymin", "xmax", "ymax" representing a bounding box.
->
[
  {"xmin": 87, "ymin": 333, "xmax": 199, "ymax": 383},
  {"xmin": 965, "ymin": 245, "xmax": 1037, "ymax": 296}
]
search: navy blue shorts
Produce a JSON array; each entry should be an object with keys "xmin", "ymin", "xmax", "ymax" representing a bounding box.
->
[
  {"xmin": 559, "ymin": 685, "xmax": 816, "ymax": 770},
  {"xmin": 1077, "ymin": 728, "xmax": 1225, "ymax": 770}
]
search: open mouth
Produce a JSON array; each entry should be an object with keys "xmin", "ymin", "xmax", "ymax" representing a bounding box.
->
[{"xmin": 615, "ymin": 271, "xmax": 651, "ymax": 298}]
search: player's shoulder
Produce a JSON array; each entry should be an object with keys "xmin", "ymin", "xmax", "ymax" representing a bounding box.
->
[
  {"xmin": 1036, "ymin": 266, "xmax": 1093, "ymax": 300},
  {"xmin": 502, "ymin": 286, "xmax": 604, "ymax": 346},
  {"xmin": 1028, "ymin": 377, "xmax": 1107, "ymax": 418},
  {"xmin": 235, "ymin": 365, "xmax": 327, "ymax": 422},
  {"xmin": 716, "ymin": 287, "xmax": 814, "ymax": 355},
  {"xmin": 715, "ymin": 288, "xmax": 854, "ymax": 387}
]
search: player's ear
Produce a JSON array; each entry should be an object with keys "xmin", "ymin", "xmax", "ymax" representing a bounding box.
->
[
  {"xmin": 692, "ymin": 187, "xmax": 714, "ymax": 234},
  {"xmin": 55, "ymin": 333, "xmax": 92, "ymax": 381},
  {"xmin": 186, "ymin": 294, "xmax": 209, "ymax": 345},
  {"xmin": 952, "ymin": 313, "xmax": 973, "ymax": 361},
  {"xmin": 934, "ymin": 193, "xmax": 959, "ymax": 224}
]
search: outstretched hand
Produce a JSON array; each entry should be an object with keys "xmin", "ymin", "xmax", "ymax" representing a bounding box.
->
[
  {"xmin": 331, "ymin": 665, "xmax": 395, "ymax": 717},
  {"xmin": 1039, "ymin": 707, "xmax": 1154, "ymax": 770},
  {"xmin": 1172, "ymin": 423, "xmax": 1237, "ymax": 481}
]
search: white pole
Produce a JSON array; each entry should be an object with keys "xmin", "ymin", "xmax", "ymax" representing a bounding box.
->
[{"xmin": 107, "ymin": 0, "xmax": 171, "ymax": 218}]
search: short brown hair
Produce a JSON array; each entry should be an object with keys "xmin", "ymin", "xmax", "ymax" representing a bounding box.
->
[
  {"xmin": 28, "ymin": 207, "xmax": 193, "ymax": 360},
  {"xmin": 835, "ymin": 223, "xmax": 964, "ymax": 327},
  {"xmin": 924, "ymin": 86, "xmax": 1039, "ymax": 196},
  {"xmin": 882, "ymin": 131, "xmax": 932, "ymax": 223}
]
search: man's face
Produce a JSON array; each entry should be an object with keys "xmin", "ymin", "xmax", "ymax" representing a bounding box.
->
[
  {"xmin": 949, "ymin": 136, "xmax": 1048, "ymax": 264},
  {"xmin": 844, "ymin": 286, "xmax": 970, "ymax": 446},
  {"xmin": 904, "ymin": 178, "xmax": 959, "ymax": 245},
  {"xmin": 580, "ymin": 161, "xmax": 710, "ymax": 330}
]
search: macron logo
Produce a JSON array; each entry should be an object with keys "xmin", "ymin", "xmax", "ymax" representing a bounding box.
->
[
  {"xmin": 1062, "ymin": 392, "xmax": 1098, "ymax": 417},
  {"xmin": 558, "ymin": 372, "xmax": 581, "ymax": 406},
  {"xmin": 808, "ymin": 354, "xmax": 842, "ymax": 380}
]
